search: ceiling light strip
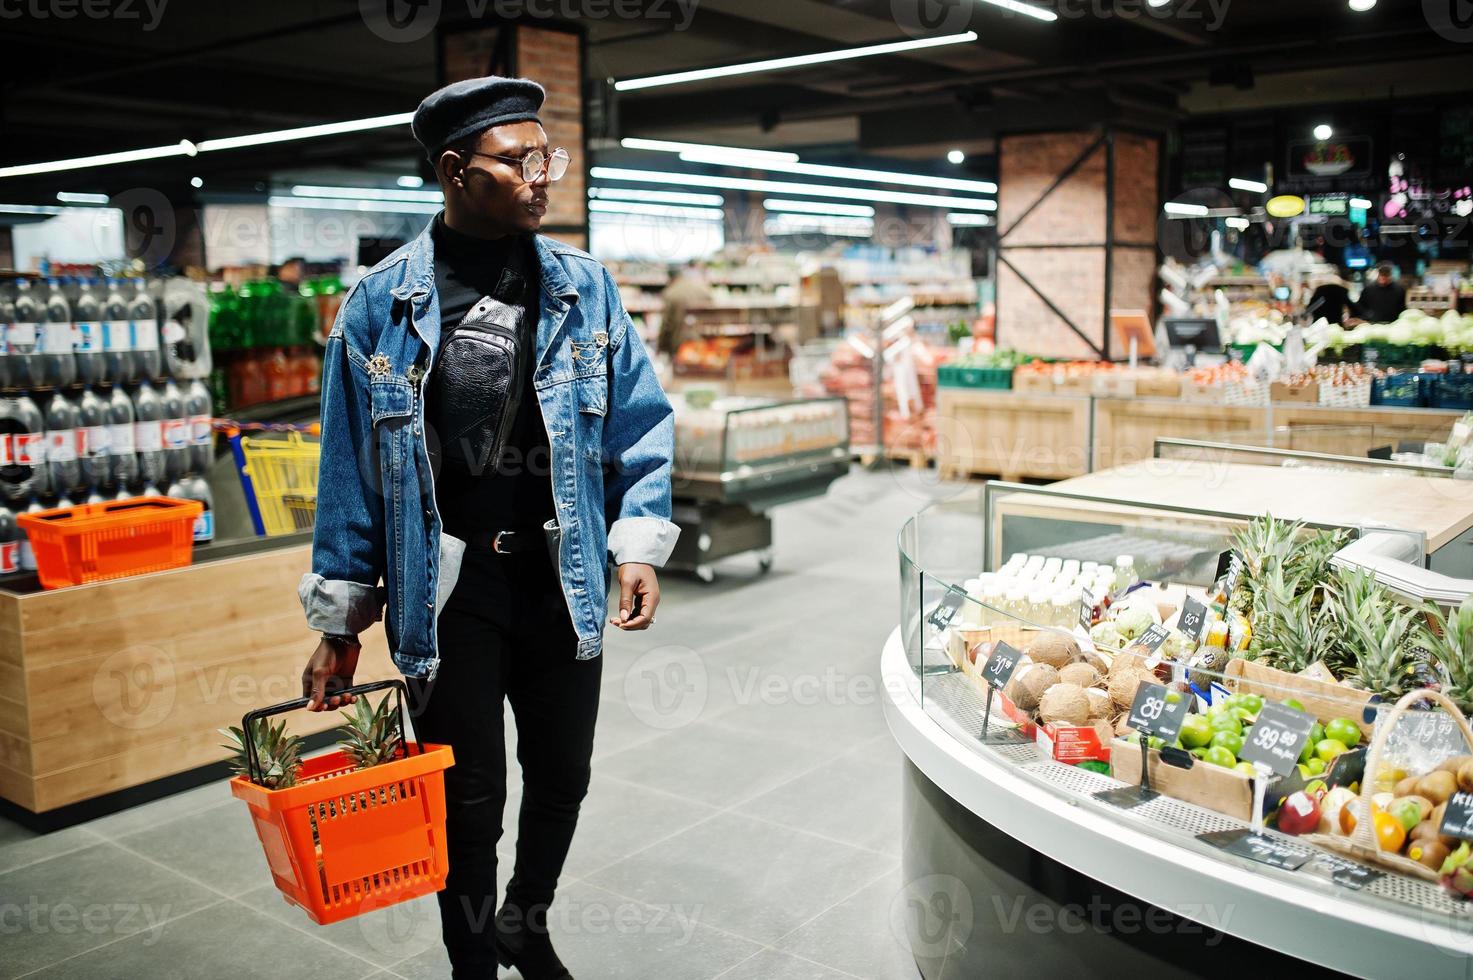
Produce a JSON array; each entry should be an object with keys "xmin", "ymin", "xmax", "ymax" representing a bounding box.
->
[
  {"xmin": 290, "ymin": 184, "xmax": 444, "ymax": 203},
  {"xmin": 268, "ymin": 195, "xmax": 442, "ymax": 215},
  {"xmin": 590, "ymin": 187, "xmax": 725, "ymax": 206},
  {"xmin": 588, "ymin": 200, "xmax": 725, "ymax": 221},
  {"xmin": 763, "ymin": 198, "xmax": 876, "ymax": 217},
  {"xmin": 621, "ymin": 138, "xmax": 798, "ymax": 162},
  {"xmin": 591, "ymin": 166, "xmax": 995, "ymax": 211}
]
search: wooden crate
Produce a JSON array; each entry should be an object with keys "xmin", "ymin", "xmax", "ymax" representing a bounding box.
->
[{"xmin": 0, "ymin": 543, "xmax": 397, "ymax": 815}]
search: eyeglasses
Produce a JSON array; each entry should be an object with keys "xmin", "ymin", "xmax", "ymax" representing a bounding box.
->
[{"xmin": 465, "ymin": 147, "xmax": 571, "ymax": 183}]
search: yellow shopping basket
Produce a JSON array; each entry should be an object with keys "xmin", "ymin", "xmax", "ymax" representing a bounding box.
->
[{"xmin": 231, "ymin": 430, "xmax": 321, "ymax": 536}]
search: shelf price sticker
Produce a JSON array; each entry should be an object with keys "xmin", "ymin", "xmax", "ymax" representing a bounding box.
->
[
  {"xmin": 1129, "ymin": 623, "xmax": 1172, "ymax": 664},
  {"xmin": 1308, "ymin": 854, "xmax": 1384, "ymax": 891},
  {"xmin": 1197, "ymin": 829, "xmax": 1313, "ymax": 872},
  {"xmin": 927, "ymin": 588, "xmax": 966, "ymax": 632},
  {"xmin": 1177, "ymin": 596, "xmax": 1209, "ymax": 644},
  {"xmin": 1394, "ymin": 710, "xmax": 1464, "ymax": 760},
  {"xmin": 1439, "ymin": 791, "xmax": 1473, "ymax": 843},
  {"xmin": 1077, "ymin": 588, "xmax": 1096, "ymax": 633},
  {"xmin": 981, "ymin": 641, "xmax": 1021, "ymax": 690},
  {"xmin": 1126, "ymin": 682, "xmax": 1191, "ymax": 743},
  {"xmin": 1239, "ymin": 701, "xmax": 1315, "ymax": 777}
]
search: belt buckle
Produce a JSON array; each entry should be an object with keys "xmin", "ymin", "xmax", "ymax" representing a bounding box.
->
[{"xmin": 492, "ymin": 530, "xmax": 511, "ymax": 554}]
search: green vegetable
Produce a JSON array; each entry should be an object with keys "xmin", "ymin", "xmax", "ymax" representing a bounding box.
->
[{"xmin": 1075, "ymin": 760, "xmax": 1111, "ymax": 775}]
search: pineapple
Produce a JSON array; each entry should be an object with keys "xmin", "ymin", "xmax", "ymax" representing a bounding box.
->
[
  {"xmin": 336, "ymin": 693, "xmax": 404, "ymax": 770},
  {"xmin": 1345, "ymin": 605, "xmax": 1416, "ymax": 700},
  {"xmin": 220, "ymin": 717, "xmax": 305, "ymax": 790},
  {"xmin": 1421, "ymin": 597, "xmax": 1473, "ymax": 714}
]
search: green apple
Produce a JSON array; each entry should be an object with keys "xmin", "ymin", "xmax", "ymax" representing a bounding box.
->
[
  {"xmin": 1204, "ymin": 745, "xmax": 1237, "ymax": 768},
  {"xmin": 1314, "ymin": 738, "xmax": 1350, "ymax": 764},
  {"xmin": 1305, "ymin": 757, "xmax": 1326, "ymax": 775},
  {"xmin": 1283, "ymin": 697, "xmax": 1307, "ymax": 714},
  {"xmin": 1310, "ymin": 721, "xmax": 1326, "ymax": 745},
  {"xmin": 1211, "ymin": 731, "xmax": 1244, "ymax": 756},
  {"xmin": 1325, "ymin": 718, "xmax": 1361, "ymax": 749},
  {"xmin": 1209, "ymin": 712, "xmax": 1242, "ymax": 737},
  {"xmin": 1299, "ymin": 735, "xmax": 1316, "ymax": 765},
  {"xmin": 1147, "ymin": 735, "xmax": 1165, "ymax": 750},
  {"xmin": 1190, "ymin": 746, "xmax": 1210, "ymax": 759},
  {"xmin": 1239, "ymin": 694, "xmax": 1264, "ymax": 715},
  {"xmin": 1235, "ymin": 761, "xmax": 1258, "ymax": 777},
  {"xmin": 1179, "ymin": 714, "xmax": 1214, "ymax": 749}
]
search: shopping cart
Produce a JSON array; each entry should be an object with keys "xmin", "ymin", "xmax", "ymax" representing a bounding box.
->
[{"xmin": 230, "ymin": 429, "xmax": 321, "ymax": 536}]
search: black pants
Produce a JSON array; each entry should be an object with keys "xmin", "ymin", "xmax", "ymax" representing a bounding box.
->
[{"xmin": 410, "ymin": 545, "xmax": 602, "ymax": 978}]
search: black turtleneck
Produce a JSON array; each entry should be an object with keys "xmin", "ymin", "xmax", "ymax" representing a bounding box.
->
[{"xmin": 429, "ymin": 216, "xmax": 555, "ymax": 544}]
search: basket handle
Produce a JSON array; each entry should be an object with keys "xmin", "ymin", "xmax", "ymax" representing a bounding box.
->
[
  {"xmin": 240, "ymin": 678, "xmax": 416, "ymax": 787},
  {"xmin": 1352, "ymin": 687, "xmax": 1473, "ymax": 851}
]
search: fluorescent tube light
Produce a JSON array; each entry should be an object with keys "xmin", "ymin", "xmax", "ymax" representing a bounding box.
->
[
  {"xmin": 590, "ymin": 187, "xmax": 725, "ymax": 206},
  {"xmin": 56, "ymin": 192, "xmax": 110, "ymax": 204},
  {"xmin": 973, "ymin": 0, "xmax": 1058, "ymax": 21},
  {"xmin": 947, "ymin": 212, "xmax": 992, "ymax": 226},
  {"xmin": 621, "ymin": 138, "xmax": 798, "ymax": 162},
  {"xmin": 630, "ymin": 142, "xmax": 997, "ymax": 194},
  {"xmin": 615, "ymin": 31, "xmax": 978, "ymax": 91},
  {"xmin": 0, "ymin": 139, "xmax": 196, "ymax": 179},
  {"xmin": 290, "ymin": 184, "xmax": 444, "ymax": 203},
  {"xmin": 764, "ymin": 214, "xmax": 874, "ymax": 237},
  {"xmin": 397, "ymin": 175, "xmax": 425, "ymax": 188},
  {"xmin": 1163, "ymin": 202, "xmax": 1210, "ymax": 217},
  {"xmin": 588, "ymin": 200, "xmax": 725, "ymax": 221},
  {"xmin": 1228, "ymin": 177, "xmax": 1268, "ymax": 193},
  {"xmin": 1225, "ymin": 216, "xmax": 1250, "ymax": 230},
  {"xmin": 268, "ymin": 195, "xmax": 442, "ymax": 215},
  {"xmin": 197, "ymin": 112, "xmax": 414, "ymax": 152},
  {"xmin": 591, "ymin": 166, "xmax": 995, "ymax": 211},
  {"xmin": 1350, "ymin": 197, "xmax": 1373, "ymax": 210},
  {"xmin": 0, "ymin": 203, "xmax": 65, "ymax": 215},
  {"xmin": 763, "ymin": 199, "xmax": 875, "ymax": 217}
]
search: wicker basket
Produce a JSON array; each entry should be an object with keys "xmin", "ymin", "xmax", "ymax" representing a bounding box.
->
[{"xmin": 1300, "ymin": 688, "xmax": 1473, "ymax": 882}]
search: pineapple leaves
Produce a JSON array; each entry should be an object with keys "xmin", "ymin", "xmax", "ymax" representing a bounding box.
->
[
  {"xmin": 336, "ymin": 693, "xmax": 405, "ymax": 770},
  {"xmin": 220, "ymin": 717, "xmax": 305, "ymax": 790}
]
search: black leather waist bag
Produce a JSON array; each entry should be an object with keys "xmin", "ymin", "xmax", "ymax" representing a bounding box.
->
[{"xmin": 426, "ymin": 240, "xmax": 533, "ymax": 476}]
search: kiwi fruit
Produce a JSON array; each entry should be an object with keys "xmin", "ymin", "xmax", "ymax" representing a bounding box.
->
[
  {"xmin": 1410, "ymin": 819, "xmax": 1442, "ymax": 844},
  {"xmin": 1458, "ymin": 761, "xmax": 1473, "ymax": 794},
  {"xmin": 1403, "ymin": 794, "xmax": 1435, "ymax": 821},
  {"xmin": 1025, "ymin": 633, "xmax": 1079, "ymax": 670},
  {"xmin": 1395, "ymin": 776, "xmax": 1421, "ymax": 798},
  {"xmin": 1413, "ymin": 840, "xmax": 1452, "ymax": 870},
  {"xmin": 1438, "ymin": 754, "xmax": 1473, "ymax": 776},
  {"xmin": 1418, "ymin": 770, "xmax": 1458, "ymax": 805},
  {"xmin": 1039, "ymin": 683, "xmax": 1092, "ymax": 726},
  {"xmin": 1058, "ymin": 662, "xmax": 1100, "ymax": 689},
  {"xmin": 1003, "ymin": 663, "xmax": 1059, "ymax": 712}
]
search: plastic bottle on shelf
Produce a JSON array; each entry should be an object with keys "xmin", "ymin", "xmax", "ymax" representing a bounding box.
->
[
  {"xmin": 72, "ymin": 279, "xmax": 105, "ymax": 386},
  {"xmin": 3, "ymin": 393, "xmax": 49, "ymax": 503},
  {"xmin": 102, "ymin": 279, "xmax": 132, "ymax": 385},
  {"xmin": 171, "ymin": 474, "xmax": 214, "ymax": 543},
  {"xmin": 139, "ymin": 480, "xmax": 162, "ymax": 498},
  {"xmin": 113, "ymin": 484, "xmax": 132, "ymax": 501},
  {"xmin": 1003, "ymin": 584, "xmax": 1028, "ymax": 621},
  {"xmin": 16, "ymin": 497, "xmax": 42, "ymax": 572},
  {"xmin": 1028, "ymin": 586, "xmax": 1054, "ymax": 625},
  {"xmin": 160, "ymin": 379, "xmax": 189, "ymax": 481},
  {"xmin": 43, "ymin": 391, "xmax": 82, "ymax": 497},
  {"xmin": 1113, "ymin": 555, "xmax": 1136, "ymax": 594},
  {"xmin": 40, "ymin": 279, "xmax": 77, "ymax": 389},
  {"xmin": 76, "ymin": 387, "xmax": 111, "ymax": 489},
  {"xmin": 0, "ymin": 500, "xmax": 18, "ymax": 577},
  {"xmin": 0, "ymin": 287, "xmax": 13, "ymax": 392},
  {"xmin": 132, "ymin": 380, "xmax": 166, "ymax": 487},
  {"xmin": 8, "ymin": 280, "xmax": 43, "ymax": 391},
  {"xmin": 106, "ymin": 384, "xmax": 139, "ymax": 491},
  {"xmin": 1052, "ymin": 589, "xmax": 1077, "ymax": 628},
  {"xmin": 183, "ymin": 379, "xmax": 212, "ymax": 474},
  {"xmin": 130, "ymin": 280, "xmax": 163, "ymax": 381}
]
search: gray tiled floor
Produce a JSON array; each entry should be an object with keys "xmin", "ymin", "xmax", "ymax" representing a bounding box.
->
[{"xmin": 0, "ymin": 469, "xmax": 945, "ymax": 979}]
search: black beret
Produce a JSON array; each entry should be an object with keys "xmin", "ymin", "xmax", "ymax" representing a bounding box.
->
[{"xmin": 412, "ymin": 76, "xmax": 545, "ymax": 158}]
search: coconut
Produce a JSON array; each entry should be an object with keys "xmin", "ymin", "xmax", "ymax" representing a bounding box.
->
[
  {"xmin": 1085, "ymin": 687, "xmax": 1112, "ymax": 719},
  {"xmin": 1038, "ymin": 683, "xmax": 1091, "ymax": 726},
  {"xmin": 1058, "ymin": 662, "xmax": 1099, "ymax": 689},
  {"xmin": 1024, "ymin": 633, "xmax": 1079, "ymax": 670},
  {"xmin": 1108, "ymin": 668, "xmax": 1152, "ymax": 709},
  {"xmin": 1003, "ymin": 663, "xmax": 1058, "ymax": 711},
  {"xmin": 1113, "ymin": 712, "xmax": 1135, "ymax": 738},
  {"xmin": 1108, "ymin": 650, "xmax": 1150, "ymax": 680},
  {"xmin": 1074, "ymin": 646, "xmax": 1109, "ymax": 675}
]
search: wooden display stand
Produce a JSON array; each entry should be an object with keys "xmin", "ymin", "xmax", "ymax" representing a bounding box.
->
[
  {"xmin": 935, "ymin": 389, "xmax": 1092, "ymax": 481},
  {"xmin": 0, "ymin": 543, "xmax": 396, "ymax": 822}
]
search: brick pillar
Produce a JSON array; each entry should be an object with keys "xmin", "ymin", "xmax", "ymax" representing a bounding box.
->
[
  {"xmin": 996, "ymin": 130, "xmax": 1158, "ymax": 359},
  {"xmin": 441, "ymin": 22, "xmax": 587, "ymax": 250}
]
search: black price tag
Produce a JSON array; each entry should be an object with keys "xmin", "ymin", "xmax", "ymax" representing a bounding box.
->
[
  {"xmin": 1198, "ymin": 829, "xmax": 1312, "ymax": 871},
  {"xmin": 1439, "ymin": 791, "xmax": 1473, "ymax": 842},
  {"xmin": 1239, "ymin": 701, "xmax": 1315, "ymax": 777},
  {"xmin": 1220, "ymin": 554, "xmax": 1242, "ymax": 600},
  {"xmin": 1126, "ymin": 682, "xmax": 1191, "ymax": 743},
  {"xmin": 1077, "ymin": 588, "xmax": 1096, "ymax": 632},
  {"xmin": 1308, "ymin": 854, "xmax": 1384, "ymax": 891},
  {"xmin": 1213, "ymin": 550, "xmax": 1233, "ymax": 583},
  {"xmin": 1178, "ymin": 596, "xmax": 1209, "ymax": 644},
  {"xmin": 1131, "ymin": 623, "xmax": 1172, "ymax": 656},
  {"xmin": 1396, "ymin": 710, "xmax": 1466, "ymax": 759},
  {"xmin": 980, "ymin": 641, "xmax": 1022, "ymax": 690},
  {"xmin": 927, "ymin": 588, "xmax": 966, "ymax": 631}
]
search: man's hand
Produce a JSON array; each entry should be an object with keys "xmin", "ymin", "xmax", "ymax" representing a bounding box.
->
[
  {"xmin": 611, "ymin": 563, "xmax": 660, "ymax": 630},
  {"xmin": 302, "ymin": 636, "xmax": 361, "ymax": 711}
]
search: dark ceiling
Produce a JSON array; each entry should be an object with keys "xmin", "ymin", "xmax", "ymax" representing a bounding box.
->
[{"xmin": 0, "ymin": 0, "xmax": 1466, "ymax": 200}]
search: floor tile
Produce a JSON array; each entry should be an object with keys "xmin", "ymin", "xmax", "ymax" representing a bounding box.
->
[
  {"xmin": 237, "ymin": 885, "xmax": 444, "ymax": 968},
  {"xmin": 112, "ymin": 795, "xmax": 270, "ymax": 897},
  {"xmin": 24, "ymin": 899, "xmax": 379, "ymax": 980},
  {"xmin": 0, "ymin": 841, "xmax": 220, "ymax": 978},
  {"xmin": 715, "ymin": 949, "xmax": 860, "ymax": 980},
  {"xmin": 587, "ymin": 811, "xmax": 894, "ymax": 945},
  {"xmin": 561, "ymin": 773, "xmax": 719, "ymax": 878},
  {"xmin": 736, "ymin": 751, "xmax": 901, "ymax": 857},
  {"xmin": 775, "ymin": 868, "xmax": 919, "ymax": 980},
  {"xmin": 82, "ymin": 779, "xmax": 236, "ymax": 841},
  {"xmin": 0, "ymin": 825, "xmax": 103, "ymax": 876}
]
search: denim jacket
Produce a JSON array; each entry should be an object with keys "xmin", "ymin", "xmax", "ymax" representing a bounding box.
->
[{"xmin": 298, "ymin": 224, "xmax": 679, "ymax": 678}]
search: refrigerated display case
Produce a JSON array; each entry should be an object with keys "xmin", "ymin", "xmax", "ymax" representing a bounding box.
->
[
  {"xmin": 669, "ymin": 395, "xmax": 849, "ymax": 580},
  {"xmin": 884, "ymin": 472, "xmax": 1473, "ymax": 979}
]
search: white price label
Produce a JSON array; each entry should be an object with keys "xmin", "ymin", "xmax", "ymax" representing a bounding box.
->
[
  {"xmin": 134, "ymin": 420, "xmax": 163, "ymax": 453},
  {"xmin": 81, "ymin": 425, "xmax": 111, "ymax": 457},
  {"xmin": 42, "ymin": 321, "xmax": 73, "ymax": 352},
  {"xmin": 7, "ymin": 322, "xmax": 38, "ymax": 348},
  {"xmin": 46, "ymin": 430, "xmax": 77, "ymax": 462},
  {"xmin": 132, "ymin": 319, "xmax": 160, "ymax": 351},
  {"xmin": 190, "ymin": 414, "xmax": 212, "ymax": 445},
  {"xmin": 104, "ymin": 320, "xmax": 133, "ymax": 351},
  {"xmin": 162, "ymin": 419, "xmax": 189, "ymax": 449}
]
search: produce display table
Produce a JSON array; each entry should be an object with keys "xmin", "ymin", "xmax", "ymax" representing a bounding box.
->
[
  {"xmin": 0, "ymin": 537, "xmax": 396, "ymax": 828},
  {"xmin": 934, "ymin": 388, "xmax": 1464, "ymax": 481},
  {"xmin": 880, "ymin": 627, "xmax": 1473, "ymax": 979}
]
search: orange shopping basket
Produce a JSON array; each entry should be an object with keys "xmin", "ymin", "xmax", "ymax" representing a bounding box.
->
[
  {"xmin": 17, "ymin": 497, "xmax": 203, "ymax": 589},
  {"xmin": 229, "ymin": 679, "xmax": 455, "ymax": 925}
]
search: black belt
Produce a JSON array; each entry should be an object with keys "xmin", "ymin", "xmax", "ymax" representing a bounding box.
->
[{"xmin": 468, "ymin": 528, "xmax": 546, "ymax": 554}]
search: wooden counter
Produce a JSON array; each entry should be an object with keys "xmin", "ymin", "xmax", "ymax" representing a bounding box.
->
[
  {"xmin": 935, "ymin": 389, "xmax": 1091, "ymax": 481},
  {"xmin": 0, "ymin": 543, "xmax": 396, "ymax": 818}
]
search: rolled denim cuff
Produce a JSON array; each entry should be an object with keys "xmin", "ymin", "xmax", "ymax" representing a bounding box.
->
[
  {"xmin": 298, "ymin": 572, "xmax": 385, "ymax": 636},
  {"xmin": 607, "ymin": 516, "xmax": 680, "ymax": 568}
]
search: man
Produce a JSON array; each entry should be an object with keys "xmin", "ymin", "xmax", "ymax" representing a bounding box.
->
[
  {"xmin": 656, "ymin": 259, "xmax": 711, "ymax": 358},
  {"xmin": 1304, "ymin": 272, "xmax": 1355, "ymax": 325},
  {"xmin": 1356, "ymin": 262, "xmax": 1407, "ymax": 323},
  {"xmin": 298, "ymin": 76, "xmax": 678, "ymax": 980}
]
